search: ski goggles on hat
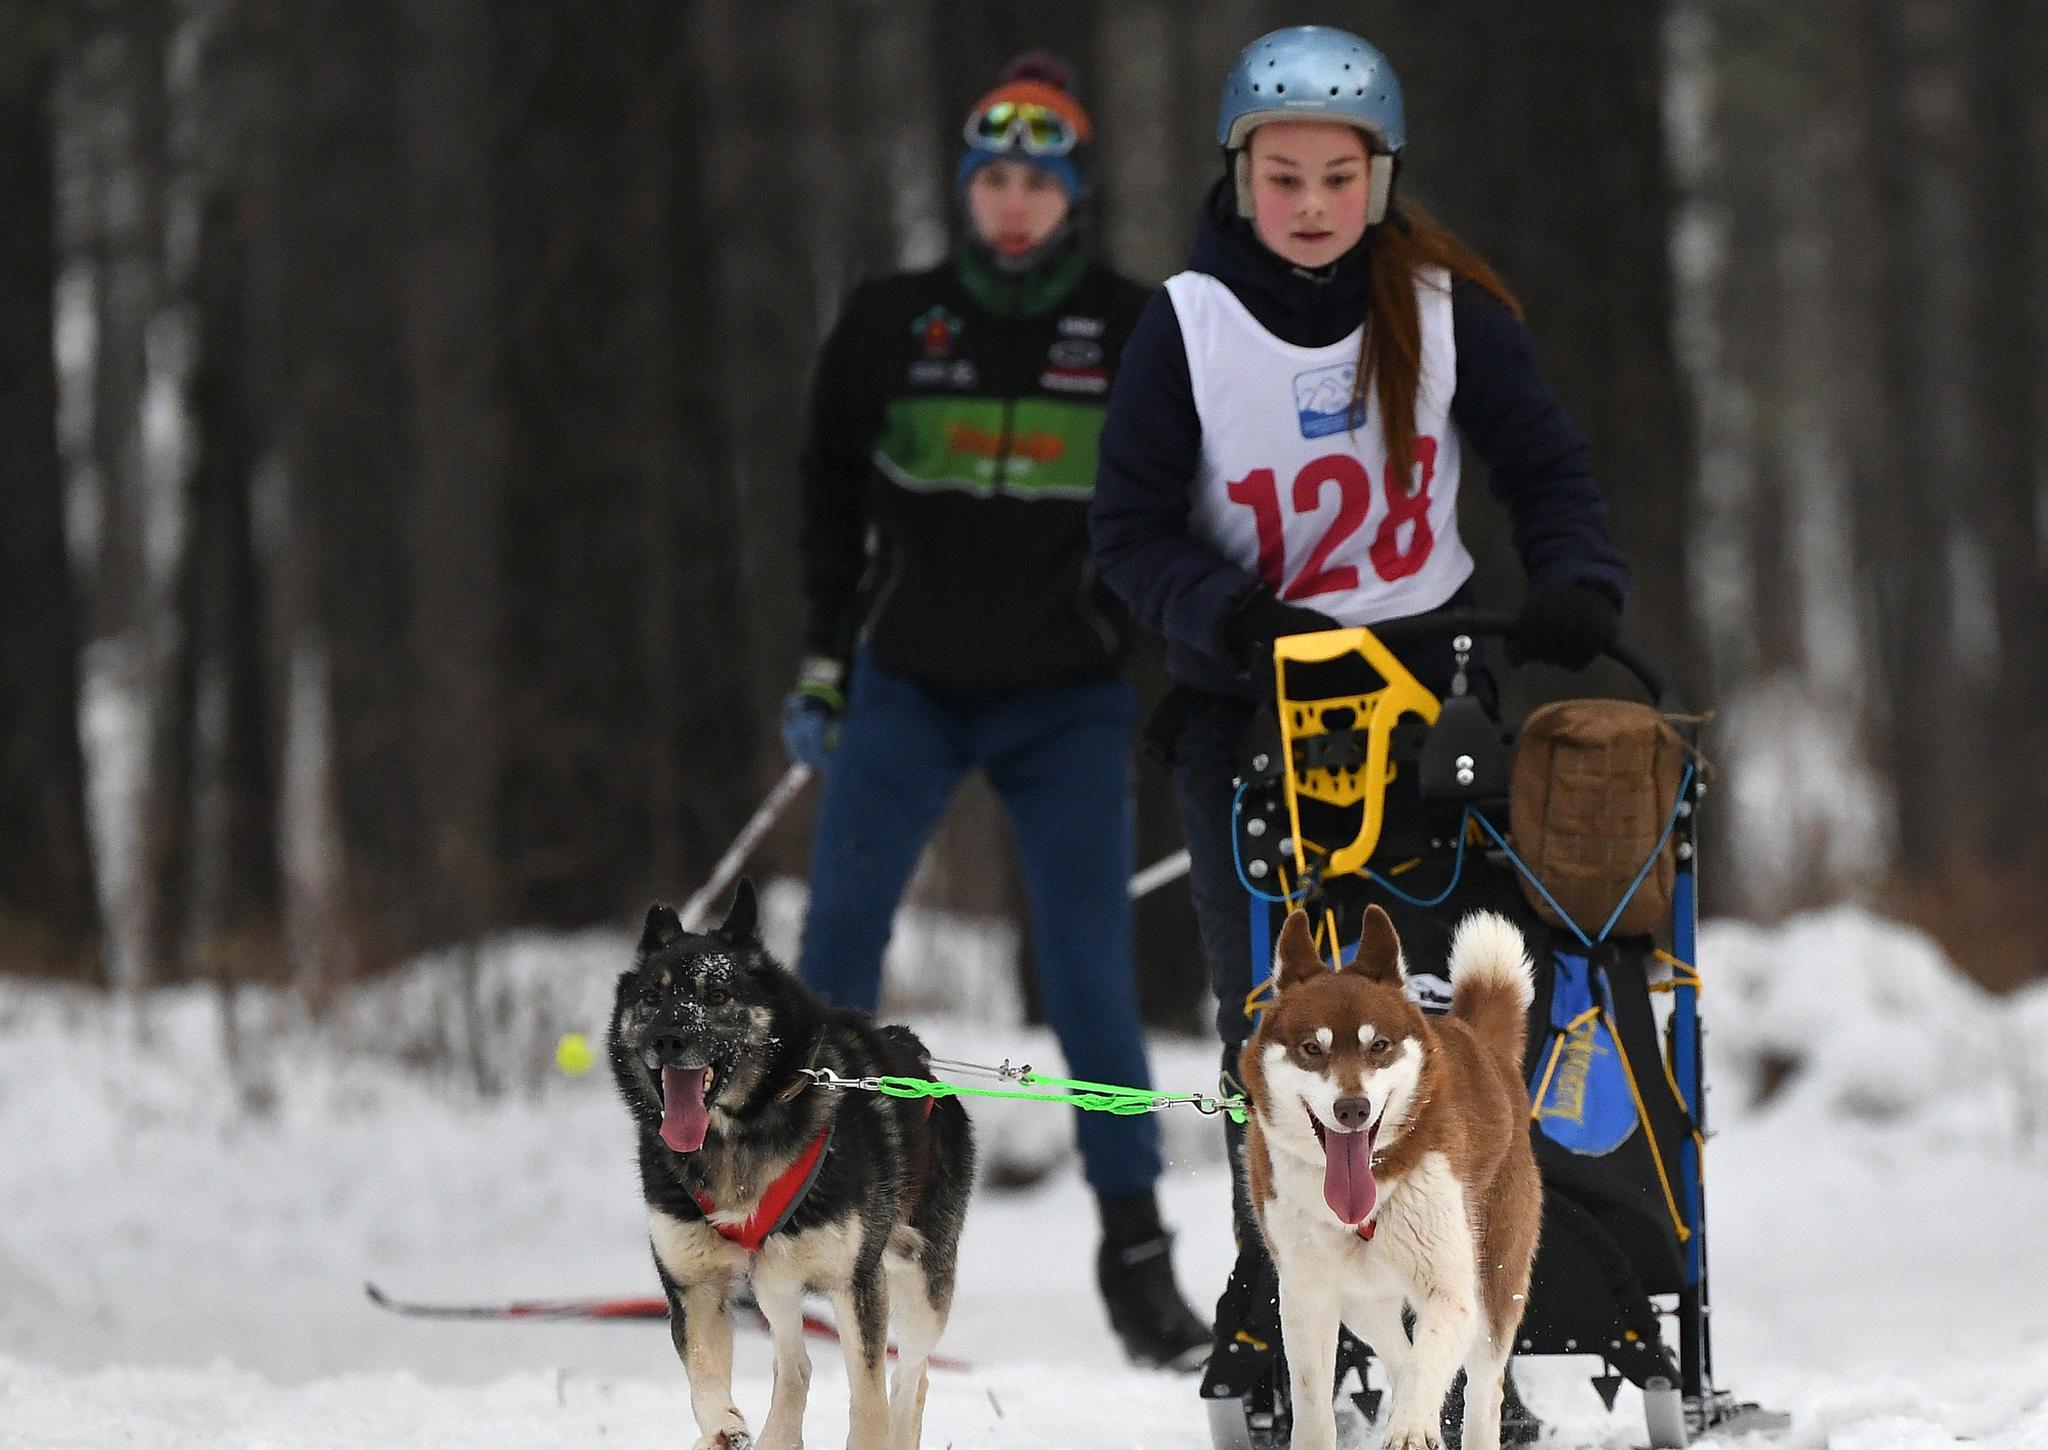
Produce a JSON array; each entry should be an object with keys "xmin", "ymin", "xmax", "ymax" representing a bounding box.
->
[{"xmin": 964, "ymin": 99, "xmax": 1081, "ymax": 157}]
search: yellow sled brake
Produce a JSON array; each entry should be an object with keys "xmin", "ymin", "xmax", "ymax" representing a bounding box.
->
[{"xmin": 1270, "ymin": 625, "xmax": 1440, "ymax": 883}]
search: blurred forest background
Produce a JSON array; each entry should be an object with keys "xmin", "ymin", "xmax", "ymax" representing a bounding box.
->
[{"xmin": 3, "ymin": 0, "xmax": 2043, "ymax": 1027}]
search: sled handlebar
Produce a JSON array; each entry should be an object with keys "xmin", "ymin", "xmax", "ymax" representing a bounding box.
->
[{"xmin": 1366, "ymin": 610, "xmax": 1679, "ymax": 712}]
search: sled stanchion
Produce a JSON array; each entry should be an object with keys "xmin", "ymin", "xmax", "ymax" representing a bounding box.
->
[{"xmin": 1671, "ymin": 798, "xmax": 1711, "ymax": 1407}]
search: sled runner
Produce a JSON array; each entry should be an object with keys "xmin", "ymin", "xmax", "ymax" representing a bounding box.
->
[{"xmin": 1205, "ymin": 614, "xmax": 1787, "ymax": 1450}]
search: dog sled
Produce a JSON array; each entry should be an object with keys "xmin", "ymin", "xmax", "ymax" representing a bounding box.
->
[{"xmin": 1204, "ymin": 614, "xmax": 1787, "ymax": 1450}]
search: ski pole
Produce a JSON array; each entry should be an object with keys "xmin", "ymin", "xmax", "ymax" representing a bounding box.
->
[
  {"xmin": 1128, "ymin": 848, "xmax": 1189, "ymax": 899},
  {"xmin": 682, "ymin": 763, "xmax": 1179, "ymax": 924},
  {"xmin": 679, "ymin": 763, "xmax": 814, "ymax": 930},
  {"xmin": 366, "ymin": 1283, "xmax": 668, "ymax": 1320}
]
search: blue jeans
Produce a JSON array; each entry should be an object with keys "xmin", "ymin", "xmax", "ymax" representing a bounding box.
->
[{"xmin": 797, "ymin": 652, "xmax": 1162, "ymax": 1200}]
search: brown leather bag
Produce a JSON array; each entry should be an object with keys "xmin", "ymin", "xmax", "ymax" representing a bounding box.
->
[{"xmin": 1509, "ymin": 699, "xmax": 1688, "ymax": 940}]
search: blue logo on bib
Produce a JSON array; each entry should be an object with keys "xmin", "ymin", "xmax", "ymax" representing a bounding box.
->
[{"xmin": 1293, "ymin": 362, "xmax": 1364, "ymax": 439}]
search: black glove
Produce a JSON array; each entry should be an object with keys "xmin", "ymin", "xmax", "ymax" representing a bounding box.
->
[
  {"xmin": 1506, "ymin": 581, "xmax": 1621, "ymax": 671},
  {"xmin": 1222, "ymin": 586, "xmax": 1341, "ymax": 670}
]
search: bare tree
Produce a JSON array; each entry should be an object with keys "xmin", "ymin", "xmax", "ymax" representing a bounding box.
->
[
  {"xmin": 1668, "ymin": 0, "xmax": 2045, "ymax": 980},
  {"xmin": 180, "ymin": 186, "xmax": 287, "ymax": 989},
  {"xmin": 491, "ymin": 4, "xmax": 756, "ymax": 927},
  {"xmin": 0, "ymin": 0, "xmax": 104, "ymax": 982},
  {"xmin": 682, "ymin": 0, "xmax": 851, "ymax": 917},
  {"xmin": 396, "ymin": 0, "xmax": 507, "ymax": 952},
  {"xmin": 256, "ymin": 0, "xmax": 427, "ymax": 980},
  {"xmin": 1936, "ymin": 0, "xmax": 2048, "ymax": 986},
  {"xmin": 1852, "ymin": 2, "xmax": 1978, "ymax": 907},
  {"xmin": 1406, "ymin": 6, "xmax": 1695, "ymax": 700},
  {"xmin": 1966, "ymin": 0, "xmax": 2047, "ymax": 857},
  {"xmin": 64, "ymin": 0, "xmax": 171, "ymax": 644}
]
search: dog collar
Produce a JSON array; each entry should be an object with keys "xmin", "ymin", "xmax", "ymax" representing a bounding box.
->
[
  {"xmin": 773, "ymin": 1033, "xmax": 829, "ymax": 1104},
  {"xmin": 1356, "ymin": 1217, "xmax": 1376, "ymax": 1242},
  {"xmin": 691, "ymin": 1124, "xmax": 834, "ymax": 1252}
]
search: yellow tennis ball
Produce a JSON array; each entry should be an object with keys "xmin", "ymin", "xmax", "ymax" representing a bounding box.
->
[{"xmin": 555, "ymin": 1032, "xmax": 596, "ymax": 1077}]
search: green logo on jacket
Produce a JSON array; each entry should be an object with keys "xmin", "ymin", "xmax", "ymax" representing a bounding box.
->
[{"xmin": 873, "ymin": 396, "xmax": 1107, "ymax": 500}]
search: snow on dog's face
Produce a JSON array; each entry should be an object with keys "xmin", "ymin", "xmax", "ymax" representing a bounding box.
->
[
  {"xmin": 608, "ymin": 881, "xmax": 781, "ymax": 1155},
  {"xmin": 1244, "ymin": 905, "xmax": 1426, "ymax": 1226}
]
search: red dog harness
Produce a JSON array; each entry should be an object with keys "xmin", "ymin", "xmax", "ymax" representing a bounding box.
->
[{"xmin": 690, "ymin": 1125, "xmax": 834, "ymax": 1252}]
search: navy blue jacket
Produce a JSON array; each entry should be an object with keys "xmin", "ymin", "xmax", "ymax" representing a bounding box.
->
[{"xmin": 1090, "ymin": 182, "xmax": 1628, "ymax": 698}]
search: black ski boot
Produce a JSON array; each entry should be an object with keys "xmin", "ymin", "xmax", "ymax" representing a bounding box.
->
[
  {"xmin": 1201, "ymin": 1222, "xmax": 1292, "ymax": 1447},
  {"xmin": 1097, "ymin": 1193, "xmax": 1211, "ymax": 1371},
  {"xmin": 1200, "ymin": 1228, "xmax": 1283, "ymax": 1399}
]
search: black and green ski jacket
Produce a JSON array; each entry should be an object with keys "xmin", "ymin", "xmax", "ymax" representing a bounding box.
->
[{"xmin": 799, "ymin": 245, "xmax": 1151, "ymax": 692}]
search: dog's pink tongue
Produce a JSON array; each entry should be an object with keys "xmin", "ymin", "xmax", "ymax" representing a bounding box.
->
[
  {"xmin": 1323, "ymin": 1123, "xmax": 1378, "ymax": 1226},
  {"xmin": 659, "ymin": 1066, "xmax": 710, "ymax": 1153}
]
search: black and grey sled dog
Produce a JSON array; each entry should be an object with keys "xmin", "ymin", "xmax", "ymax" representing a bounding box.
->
[{"xmin": 608, "ymin": 880, "xmax": 975, "ymax": 1450}]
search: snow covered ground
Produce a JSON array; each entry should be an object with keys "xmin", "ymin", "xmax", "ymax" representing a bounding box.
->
[{"xmin": 3, "ymin": 907, "xmax": 2046, "ymax": 1449}]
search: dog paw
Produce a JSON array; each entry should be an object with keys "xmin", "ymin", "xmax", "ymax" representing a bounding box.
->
[
  {"xmin": 692, "ymin": 1420, "xmax": 754, "ymax": 1450},
  {"xmin": 1380, "ymin": 1424, "xmax": 1442, "ymax": 1450}
]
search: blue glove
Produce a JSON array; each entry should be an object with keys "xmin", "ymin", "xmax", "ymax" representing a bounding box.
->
[{"xmin": 780, "ymin": 657, "xmax": 846, "ymax": 770}]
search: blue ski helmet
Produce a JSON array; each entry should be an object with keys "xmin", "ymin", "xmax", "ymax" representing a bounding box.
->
[{"xmin": 1217, "ymin": 26, "xmax": 1405, "ymax": 224}]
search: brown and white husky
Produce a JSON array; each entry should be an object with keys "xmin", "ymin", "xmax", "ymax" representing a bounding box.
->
[{"xmin": 1240, "ymin": 904, "xmax": 1542, "ymax": 1450}]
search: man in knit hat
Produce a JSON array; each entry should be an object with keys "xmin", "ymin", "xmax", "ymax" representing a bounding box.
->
[{"xmin": 781, "ymin": 54, "xmax": 1211, "ymax": 1370}]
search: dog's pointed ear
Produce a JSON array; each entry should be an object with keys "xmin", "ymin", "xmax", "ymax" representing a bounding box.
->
[
  {"xmin": 1348, "ymin": 904, "xmax": 1406, "ymax": 985},
  {"xmin": 716, "ymin": 878, "xmax": 759, "ymax": 943},
  {"xmin": 1273, "ymin": 910, "xmax": 1328, "ymax": 992},
  {"xmin": 640, "ymin": 903, "xmax": 684, "ymax": 955}
]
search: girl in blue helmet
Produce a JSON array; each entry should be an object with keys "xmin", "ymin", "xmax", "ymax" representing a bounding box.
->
[{"xmin": 1090, "ymin": 22, "xmax": 1625, "ymax": 1433}]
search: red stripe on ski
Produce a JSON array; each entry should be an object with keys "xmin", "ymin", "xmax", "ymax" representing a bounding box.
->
[{"xmin": 363, "ymin": 1283, "xmax": 969, "ymax": 1370}]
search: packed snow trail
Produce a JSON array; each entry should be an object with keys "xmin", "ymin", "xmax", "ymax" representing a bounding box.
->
[{"xmin": 3, "ymin": 910, "xmax": 2045, "ymax": 1448}]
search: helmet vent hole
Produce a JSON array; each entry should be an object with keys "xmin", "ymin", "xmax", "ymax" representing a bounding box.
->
[
  {"xmin": 1276, "ymin": 83, "xmax": 1286, "ymax": 93},
  {"xmin": 1329, "ymin": 87, "xmax": 1339, "ymax": 96}
]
